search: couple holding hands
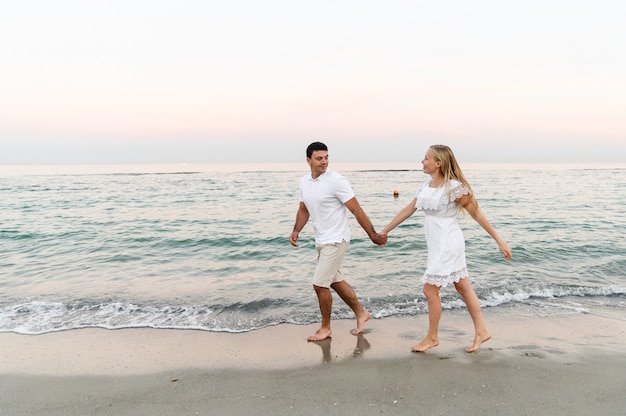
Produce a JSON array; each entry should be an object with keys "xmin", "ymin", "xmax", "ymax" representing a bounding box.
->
[{"xmin": 290, "ymin": 142, "xmax": 512, "ymax": 353}]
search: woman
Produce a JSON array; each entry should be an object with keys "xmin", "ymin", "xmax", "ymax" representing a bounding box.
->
[{"xmin": 382, "ymin": 145, "xmax": 512, "ymax": 353}]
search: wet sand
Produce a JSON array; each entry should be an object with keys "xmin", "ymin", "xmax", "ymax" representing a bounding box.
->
[{"xmin": 1, "ymin": 308, "xmax": 625, "ymax": 415}]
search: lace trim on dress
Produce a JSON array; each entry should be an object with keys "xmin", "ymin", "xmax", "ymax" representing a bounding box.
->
[
  {"xmin": 421, "ymin": 267, "xmax": 468, "ymax": 288},
  {"xmin": 415, "ymin": 182, "xmax": 470, "ymax": 211},
  {"xmin": 415, "ymin": 193, "xmax": 442, "ymax": 211},
  {"xmin": 449, "ymin": 182, "xmax": 470, "ymax": 200}
]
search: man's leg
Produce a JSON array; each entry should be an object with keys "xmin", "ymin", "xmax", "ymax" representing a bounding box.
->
[
  {"xmin": 331, "ymin": 280, "xmax": 370, "ymax": 335},
  {"xmin": 308, "ymin": 284, "xmax": 333, "ymax": 341},
  {"xmin": 308, "ymin": 241, "xmax": 350, "ymax": 341}
]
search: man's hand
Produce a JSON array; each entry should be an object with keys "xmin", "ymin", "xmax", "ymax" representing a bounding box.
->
[{"xmin": 290, "ymin": 231, "xmax": 300, "ymax": 247}]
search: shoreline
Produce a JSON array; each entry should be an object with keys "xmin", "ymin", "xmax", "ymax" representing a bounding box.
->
[
  {"xmin": 1, "ymin": 310, "xmax": 625, "ymax": 415},
  {"xmin": 1, "ymin": 308, "xmax": 625, "ymax": 375}
]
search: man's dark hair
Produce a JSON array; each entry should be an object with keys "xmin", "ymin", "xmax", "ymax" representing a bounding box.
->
[{"xmin": 306, "ymin": 142, "xmax": 328, "ymax": 158}]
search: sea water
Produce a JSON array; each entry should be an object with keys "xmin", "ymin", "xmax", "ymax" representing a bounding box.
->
[{"xmin": 1, "ymin": 163, "xmax": 625, "ymax": 334}]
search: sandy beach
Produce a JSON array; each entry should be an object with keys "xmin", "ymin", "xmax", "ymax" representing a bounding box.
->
[{"xmin": 1, "ymin": 307, "xmax": 625, "ymax": 415}]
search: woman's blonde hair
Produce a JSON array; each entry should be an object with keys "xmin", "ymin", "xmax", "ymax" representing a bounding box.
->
[{"xmin": 429, "ymin": 144, "xmax": 477, "ymax": 212}]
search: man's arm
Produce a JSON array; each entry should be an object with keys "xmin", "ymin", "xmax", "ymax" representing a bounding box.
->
[
  {"xmin": 290, "ymin": 202, "xmax": 310, "ymax": 247},
  {"xmin": 344, "ymin": 197, "xmax": 387, "ymax": 246}
]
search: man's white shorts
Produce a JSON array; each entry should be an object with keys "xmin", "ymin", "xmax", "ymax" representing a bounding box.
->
[{"xmin": 312, "ymin": 240, "xmax": 349, "ymax": 288}]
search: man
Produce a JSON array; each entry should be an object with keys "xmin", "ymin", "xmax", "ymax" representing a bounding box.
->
[{"xmin": 290, "ymin": 142, "xmax": 387, "ymax": 341}]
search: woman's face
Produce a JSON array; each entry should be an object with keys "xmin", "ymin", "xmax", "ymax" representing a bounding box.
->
[{"xmin": 421, "ymin": 149, "xmax": 441, "ymax": 175}]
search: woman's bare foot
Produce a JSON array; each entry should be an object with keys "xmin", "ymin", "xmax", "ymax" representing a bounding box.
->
[
  {"xmin": 351, "ymin": 310, "xmax": 371, "ymax": 335},
  {"xmin": 411, "ymin": 335, "xmax": 439, "ymax": 352},
  {"xmin": 466, "ymin": 332, "xmax": 491, "ymax": 353},
  {"xmin": 307, "ymin": 327, "xmax": 332, "ymax": 342}
]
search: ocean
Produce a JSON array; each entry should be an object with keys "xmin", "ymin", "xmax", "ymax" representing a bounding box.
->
[{"xmin": 1, "ymin": 163, "xmax": 625, "ymax": 335}]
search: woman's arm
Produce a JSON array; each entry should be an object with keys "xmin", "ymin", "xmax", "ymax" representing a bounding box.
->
[
  {"xmin": 382, "ymin": 198, "xmax": 418, "ymax": 234},
  {"xmin": 458, "ymin": 194, "xmax": 512, "ymax": 260}
]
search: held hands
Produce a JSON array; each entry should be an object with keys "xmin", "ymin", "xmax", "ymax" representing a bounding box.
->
[
  {"xmin": 371, "ymin": 232, "xmax": 388, "ymax": 246},
  {"xmin": 374, "ymin": 223, "xmax": 395, "ymax": 246}
]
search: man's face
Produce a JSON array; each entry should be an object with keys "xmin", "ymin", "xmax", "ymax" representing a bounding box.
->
[{"xmin": 307, "ymin": 150, "xmax": 329, "ymax": 178}]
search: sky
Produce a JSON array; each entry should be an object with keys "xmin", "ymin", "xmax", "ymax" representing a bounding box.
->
[{"xmin": 1, "ymin": 0, "xmax": 625, "ymax": 165}]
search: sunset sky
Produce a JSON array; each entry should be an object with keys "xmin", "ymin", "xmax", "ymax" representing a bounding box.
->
[{"xmin": 1, "ymin": 0, "xmax": 625, "ymax": 165}]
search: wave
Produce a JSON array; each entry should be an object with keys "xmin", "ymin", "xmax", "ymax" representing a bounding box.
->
[{"xmin": 2, "ymin": 285, "xmax": 624, "ymax": 335}]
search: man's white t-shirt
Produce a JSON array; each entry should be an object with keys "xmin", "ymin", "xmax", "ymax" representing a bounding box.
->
[{"xmin": 299, "ymin": 169, "xmax": 355, "ymax": 245}]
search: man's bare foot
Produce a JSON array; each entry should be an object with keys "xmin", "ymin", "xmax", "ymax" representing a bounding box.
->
[
  {"xmin": 466, "ymin": 332, "xmax": 491, "ymax": 353},
  {"xmin": 411, "ymin": 335, "xmax": 439, "ymax": 352},
  {"xmin": 351, "ymin": 310, "xmax": 371, "ymax": 335},
  {"xmin": 307, "ymin": 327, "xmax": 332, "ymax": 342}
]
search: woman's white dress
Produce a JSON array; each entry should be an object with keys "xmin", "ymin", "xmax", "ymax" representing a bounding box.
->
[{"xmin": 415, "ymin": 179, "xmax": 470, "ymax": 287}]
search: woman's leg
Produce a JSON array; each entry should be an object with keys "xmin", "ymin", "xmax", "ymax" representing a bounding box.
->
[
  {"xmin": 454, "ymin": 277, "xmax": 491, "ymax": 352},
  {"xmin": 412, "ymin": 283, "xmax": 441, "ymax": 352}
]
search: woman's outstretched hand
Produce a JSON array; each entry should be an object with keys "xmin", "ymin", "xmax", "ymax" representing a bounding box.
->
[{"xmin": 499, "ymin": 242, "xmax": 512, "ymax": 260}]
